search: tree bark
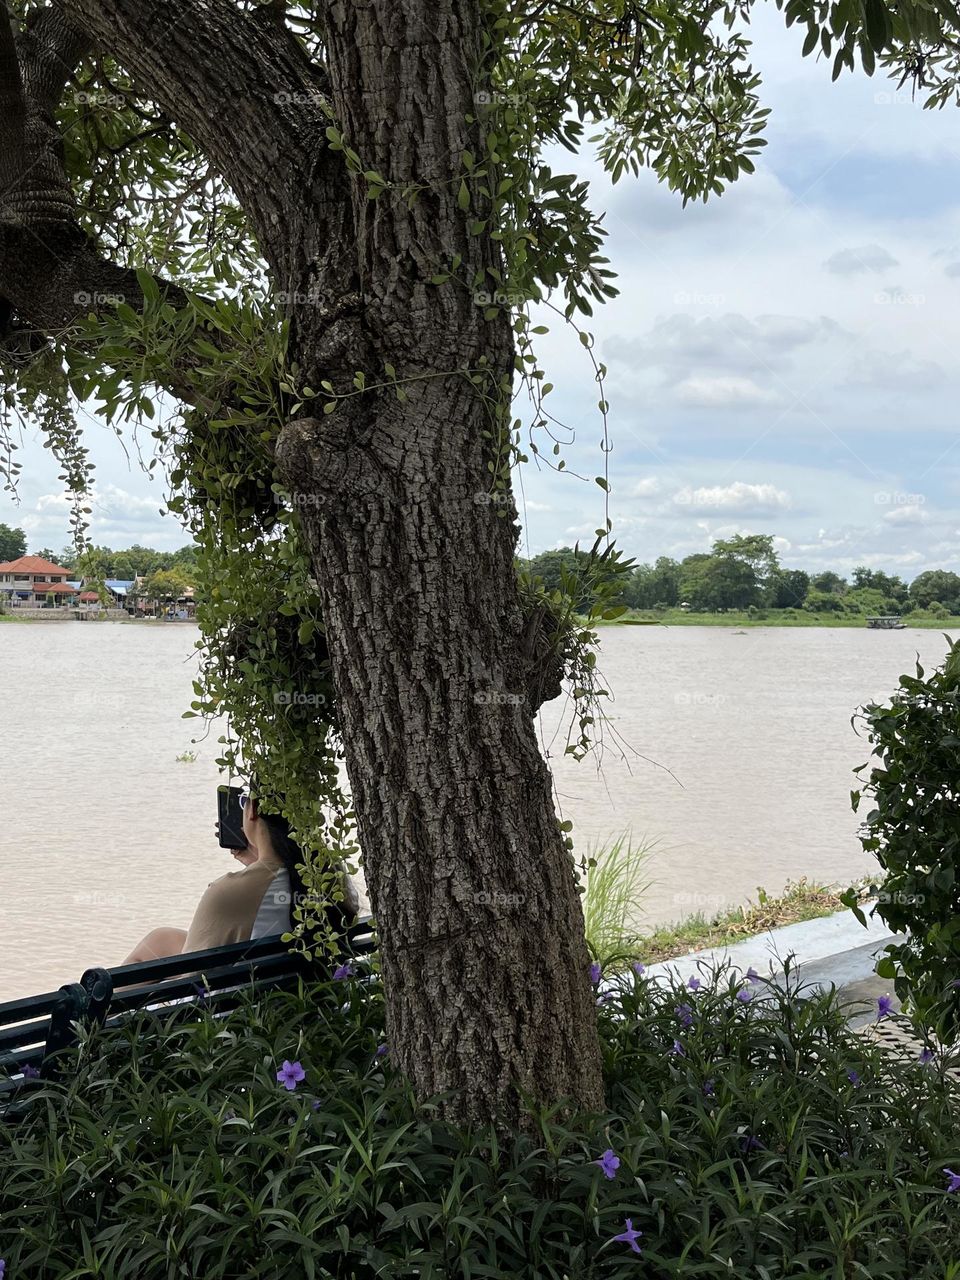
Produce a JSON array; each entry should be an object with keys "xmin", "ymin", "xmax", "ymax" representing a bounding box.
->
[{"xmin": 277, "ymin": 380, "xmax": 603, "ymax": 1124}]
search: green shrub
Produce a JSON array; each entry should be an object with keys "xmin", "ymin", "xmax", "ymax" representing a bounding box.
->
[
  {"xmin": 2, "ymin": 961, "xmax": 960, "ymax": 1278},
  {"xmin": 850, "ymin": 637, "xmax": 960, "ymax": 1042}
]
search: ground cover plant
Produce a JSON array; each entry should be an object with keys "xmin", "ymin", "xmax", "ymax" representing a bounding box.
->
[{"xmin": 2, "ymin": 959, "xmax": 960, "ymax": 1279}]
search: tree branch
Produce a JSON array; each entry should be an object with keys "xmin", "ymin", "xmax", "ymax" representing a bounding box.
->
[
  {"xmin": 51, "ymin": 0, "xmax": 339, "ymax": 284},
  {"xmin": 19, "ymin": 5, "xmax": 90, "ymax": 114}
]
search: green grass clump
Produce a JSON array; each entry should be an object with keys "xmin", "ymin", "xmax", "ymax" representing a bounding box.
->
[
  {"xmin": 2, "ymin": 960, "xmax": 960, "ymax": 1278},
  {"xmin": 635, "ymin": 878, "xmax": 862, "ymax": 963},
  {"xmin": 582, "ymin": 834, "xmax": 652, "ymax": 964}
]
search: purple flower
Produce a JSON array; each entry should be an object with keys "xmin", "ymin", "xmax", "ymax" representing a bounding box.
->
[
  {"xmin": 946, "ymin": 1168, "xmax": 960, "ymax": 1193},
  {"xmin": 589, "ymin": 961, "xmax": 602, "ymax": 985},
  {"xmin": 375, "ymin": 1043, "xmax": 389, "ymax": 1058},
  {"xmin": 703, "ymin": 1078, "xmax": 716, "ymax": 1098},
  {"xmin": 597, "ymin": 992, "xmax": 615, "ymax": 1006},
  {"xmin": 739, "ymin": 1133, "xmax": 763, "ymax": 1153},
  {"xmin": 876, "ymin": 994, "xmax": 894, "ymax": 1021},
  {"xmin": 20, "ymin": 1064, "xmax": 40, "ymax": 1080},
  {"xmin": 632, "ymin": 961, "xmax": 646, "ymax": 976},
  {"xmin": 594, "ymin": 1148, "xmax": 621, "ymax": 1180},
  {"xmin": 736, "ymin": 987, "xmax": 753, "ymax": 1003},
  {"xmin": 611, "ymin": 1219, "xmax": 643, "ymax": 1255},
  {"xmin": 919, "ymin": 1048, "xmax": 935, "ymax": 1066},
  {"xmin": 847, "ymin": 1069, "xmax": 861, "ymax": 1087},
  {"xmin": 687, "ymin": 976, "xmax": 702, "ymax": 991},
  {"xmin": 333, "ymin": 962, "xmax": 354, "ymax": 981},
  {"xmin": 311, "ymin": 1099, "xmax": 322, "ymax": 1111},
  {"xmin": 276, "ymin": 1060, "xmax": 306, "ymax": 1091},
  {"xmin": 746, "ymin": 967, "xmax": 760, "ymax": 984},
  {"xmin": 0, "ymin": 1259, "xmax": 6, "ymax": 1279},
  {"xmin": 676, "ymin": 1003, "xmax": 694, "ymax": 1027},
  {"xmin": 670, "ymin": 1039, "xmax": 685, "ymax": 1057}
]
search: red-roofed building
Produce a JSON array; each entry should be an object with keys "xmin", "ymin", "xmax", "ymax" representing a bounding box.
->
[{"xmin": 0, "ymin": 555, "xmax": 79, "ymax": 608}]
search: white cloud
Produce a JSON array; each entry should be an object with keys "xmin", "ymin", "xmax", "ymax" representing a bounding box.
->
[
  {"xmin": 676, "ymin": 375, "xmax": 780, "ymax": 408},
  {"xmin": 631, "ymin": 477, "xmax": 661, "ymax": 497},
  {"xmin": 13, "ymin": 483, "xmax": 174, "ymax": 550},
  {"xmin": 824, "ymin": 245, "xmax": 899, "ymax": 275},
  {"xmin": 671, "ymin": 481, "xmax": 792, "ymax": 514},
  {"xmin": 884, "ymin": 504, "xmax": 929, "ymax": 525}
]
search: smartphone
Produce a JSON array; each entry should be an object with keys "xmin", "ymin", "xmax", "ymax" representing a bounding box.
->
[{"xmin": 217, "ymin": 785, "xmax": 248, "ymax": 850}]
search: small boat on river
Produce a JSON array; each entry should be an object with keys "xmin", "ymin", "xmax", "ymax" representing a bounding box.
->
[{"xmin": 866, "ymin": 616, "xmax": 906, "ymax": 630}]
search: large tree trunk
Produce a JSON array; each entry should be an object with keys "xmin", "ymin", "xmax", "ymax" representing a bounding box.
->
[
  {"xmin": 277, "ymin": 375, "xmax": 604, "ymax": 1124},
  {"xmin": 273, "ymin": 0, "xmax": 604, "ymax": 1124}
]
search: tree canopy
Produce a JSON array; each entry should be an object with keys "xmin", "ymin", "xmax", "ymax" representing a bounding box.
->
[{"xmin": 0, "ymin": 521, "xmax": 26, "ymax": 561}]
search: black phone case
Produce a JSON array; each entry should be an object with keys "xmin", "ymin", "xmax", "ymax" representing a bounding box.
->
[{"xmin": 217, "ymin": 786, "xmax": 248, "ymax": 850}]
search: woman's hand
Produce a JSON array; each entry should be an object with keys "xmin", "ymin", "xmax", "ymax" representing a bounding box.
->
[{"xmin": 215, "ymin": 822, "xmax": 259, "ymax": 866}]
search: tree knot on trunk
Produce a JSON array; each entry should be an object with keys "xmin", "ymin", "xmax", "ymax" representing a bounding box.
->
[
  {"xmin": 275, "ymin": 414, "xmax": 387, "ymax": 508},
  {"xmin": 0, "ymin": 117, "xmax": 77, "ymax": 229}
]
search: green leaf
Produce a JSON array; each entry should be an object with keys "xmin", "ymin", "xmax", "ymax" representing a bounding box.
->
[{"xmin": 863, "ymin": 0, "xmax": 891, "ymax": 52}]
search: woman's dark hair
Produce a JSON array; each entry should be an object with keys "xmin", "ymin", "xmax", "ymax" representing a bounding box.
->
[
  {"xmin": 256, "ymin": 807, "xmax": 308, "ymax": 929},
  {"xmin": 254, "ymin": 792, "xmax": 356, "ymax": 934}
]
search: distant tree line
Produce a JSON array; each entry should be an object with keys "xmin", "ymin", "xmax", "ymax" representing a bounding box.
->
[
  {"xmin": 52, "ymin": 541, "xmax": 200, "ymax": 582},
  {"xmin": 0, "ymin": 530, "xmax": 197, "ymax": 578},
  {"xmin": 523, "ymin": 535, "xmax": 960, "ymax": 618}
]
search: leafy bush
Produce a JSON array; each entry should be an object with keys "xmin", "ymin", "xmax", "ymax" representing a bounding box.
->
[
  {"xmin": 3, "ymin": 960, "xmax": 960, "ymax": 1278},
  {"xmin": 850, "ymin": 638, "xmax": 960, "ymax": 1043}
]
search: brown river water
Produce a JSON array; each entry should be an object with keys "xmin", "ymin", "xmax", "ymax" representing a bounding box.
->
[{"xmin": 0, "ymin": 619, "xmax": 953, "ymax": 1001}]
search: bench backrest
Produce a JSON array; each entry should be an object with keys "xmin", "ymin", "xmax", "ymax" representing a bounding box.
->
[{"xmin": 0, "ymin": 918, "xmax": 376, "ymax": 1107}]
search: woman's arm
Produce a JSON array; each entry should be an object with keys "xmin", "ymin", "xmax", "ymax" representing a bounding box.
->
[{"xmin": 121, "ymin": 926, "xmax": 188, "ymax": 967}]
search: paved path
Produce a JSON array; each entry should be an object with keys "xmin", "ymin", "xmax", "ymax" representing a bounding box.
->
[{"xmin": 644, "ymin": 909, "xmax": 903, "ymax": 1029}]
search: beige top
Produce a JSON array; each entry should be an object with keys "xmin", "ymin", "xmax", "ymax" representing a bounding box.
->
[{"xmin": 182, "ymin": 859, "xmax": 289, "ymax": 953}]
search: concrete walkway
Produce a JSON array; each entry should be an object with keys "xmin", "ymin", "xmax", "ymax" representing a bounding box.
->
[{"xmin": 644, "ymin": 908, "xmax": 903, "ymax": 1028}]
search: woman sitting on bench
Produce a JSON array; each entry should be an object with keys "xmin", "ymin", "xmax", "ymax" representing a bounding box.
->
[{"xmin": 121, "ymin": 792, "xmax": 358, "ymax": 965}]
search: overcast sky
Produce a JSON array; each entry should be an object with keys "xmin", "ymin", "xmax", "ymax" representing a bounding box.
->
[{"xmin": 3, "ymin": 8, "xmax": 959, "ymax": 578}]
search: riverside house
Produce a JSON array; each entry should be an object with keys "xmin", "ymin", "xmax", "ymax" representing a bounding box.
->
[{"xmin": 0, "ymin": 555, "xmax": 79, "ymax": 608}]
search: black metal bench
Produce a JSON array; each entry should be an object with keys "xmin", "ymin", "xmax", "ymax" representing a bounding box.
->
[{"xmin": 0, "ymin": 917, "xmax": 376, "ymax": 1110}]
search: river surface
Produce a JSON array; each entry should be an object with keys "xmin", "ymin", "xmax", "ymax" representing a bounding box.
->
[{"xmin": 0, "ymin": 620, "xmax": 953, "ymax": 1001}]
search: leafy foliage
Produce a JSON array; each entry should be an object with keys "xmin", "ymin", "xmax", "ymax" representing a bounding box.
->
[
  {"xmin": 0, "ymin": 523, "xmax": 26, "ymax": 561},
  {"xmin": 849, "ymin": 637, "xmax": 960, "ymax": 1042},
  {"xmin": 3, "ymin": 963, "xmax": 960, "ymax": 1276}
]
